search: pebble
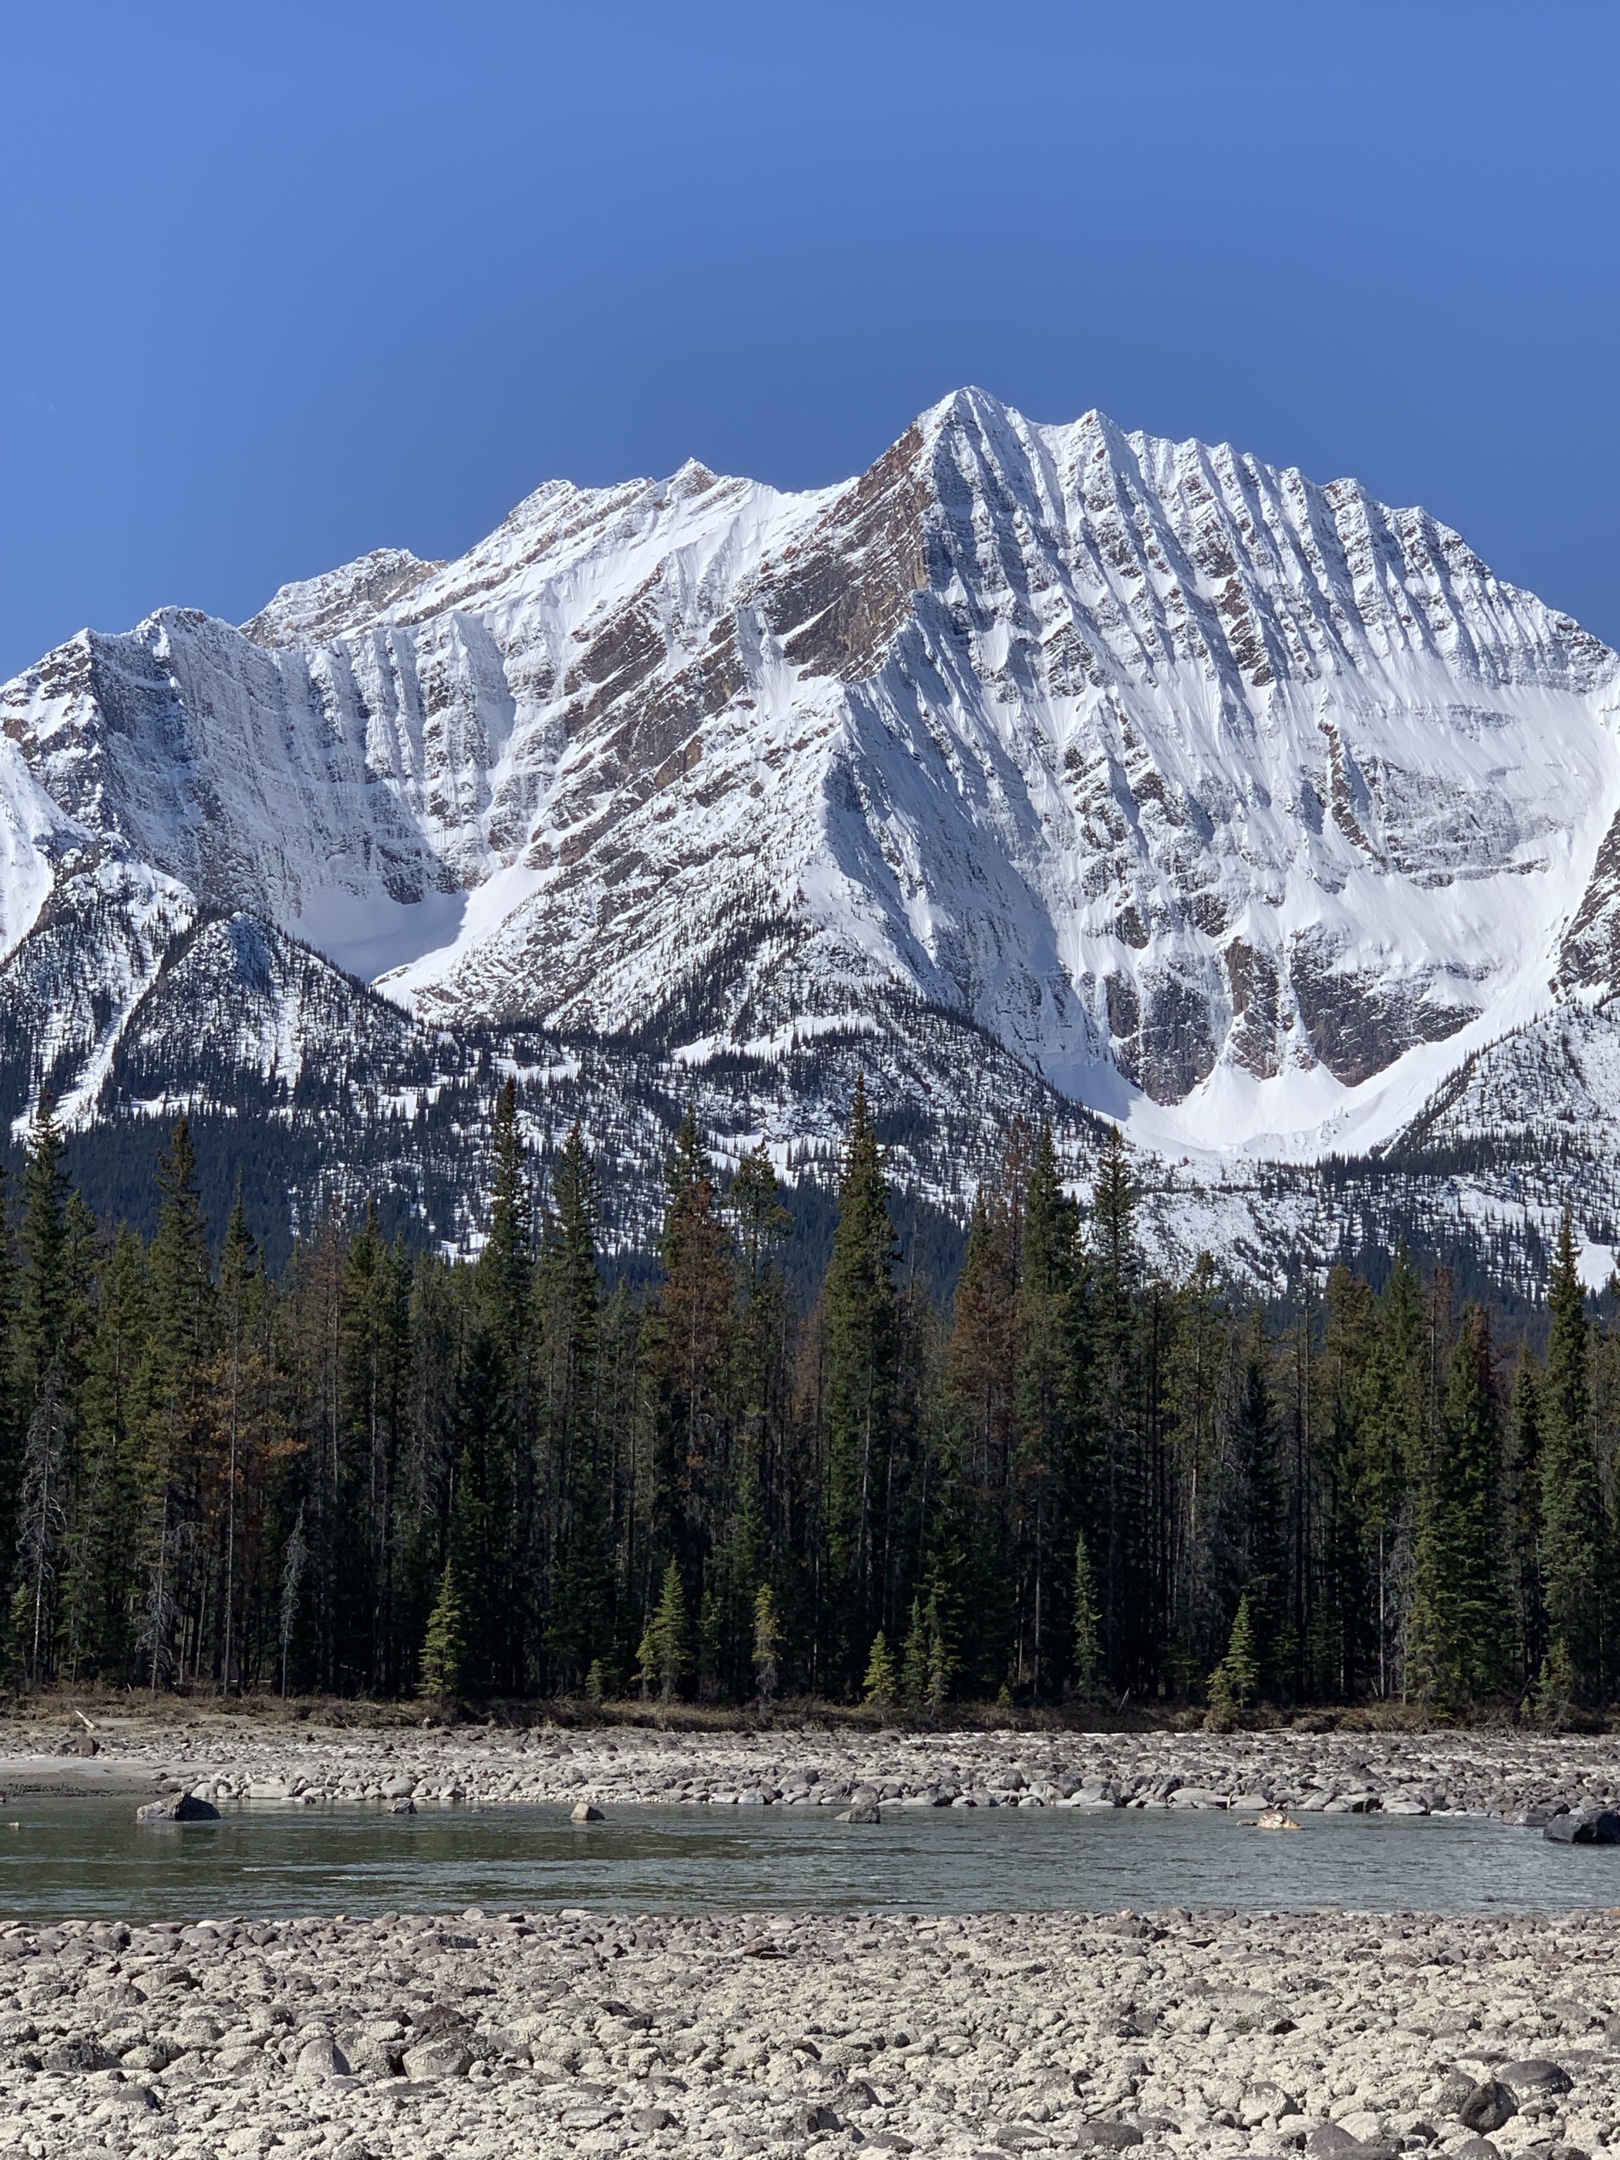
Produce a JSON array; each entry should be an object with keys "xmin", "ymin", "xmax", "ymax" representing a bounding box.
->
[
  {"xmin": 0, "ymin": 1901, "xmax": 1614, "ymax": 2156},
  {"xmin": 25, "ymin": 1716, "xmax": 1620, "ymax": 1826}
]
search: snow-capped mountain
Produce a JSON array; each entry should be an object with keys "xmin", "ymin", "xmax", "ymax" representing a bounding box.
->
[{"xmin": 3, "ymin": 388, "xmax": 1619, "ymax": 1281}]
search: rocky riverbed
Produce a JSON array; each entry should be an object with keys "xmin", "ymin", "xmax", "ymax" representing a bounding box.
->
[
  {"xmin": 3, "ymin": 1901, "xmax": 1620, "ymax": 2159},
  {"xmin": 4, "ymin": 1723, "xmax": 1620, "ymax": 2156},
  {"xmin": 7, "ymin": 1720, "xmax": 1620, "ymax": 1826}
]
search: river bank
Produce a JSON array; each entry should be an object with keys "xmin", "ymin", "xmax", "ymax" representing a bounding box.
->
[
  {"xmin": 5, "ymin": 1717, "xmax": 1620, "ymax": 1826},
  {"xmin": 2, "ymin": 1900, "xmax": 1619, "ymax": 2158}
]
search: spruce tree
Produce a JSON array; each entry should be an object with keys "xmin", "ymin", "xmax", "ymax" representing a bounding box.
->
[{"xmin": 1540, "ymin": 1215, "xmax": 1603, "ymax": 1695}]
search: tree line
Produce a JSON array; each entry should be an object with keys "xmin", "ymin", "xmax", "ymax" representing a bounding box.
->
[{"xmin": 0, "ymin": 1077, "xmax": 1611, "ymax": 1719}]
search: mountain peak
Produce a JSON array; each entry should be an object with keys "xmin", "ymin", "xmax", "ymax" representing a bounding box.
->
[
  {"xmin": 2, "ymin": 395, "xmax": 1618, "ymax": 1186},
  {"xmin": 243, "ymin": 546, "xmax": 442, "ymax": 650}
]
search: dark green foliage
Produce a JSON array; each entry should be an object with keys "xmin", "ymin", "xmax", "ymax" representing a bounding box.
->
[
  {"xmin": 0, "ymin": 1078, "xmax": 1610, "ymax": 1710},
  {"xmin": 1407, "ymin": 1305, "xmax": 1512, "ymax": 1707},
  {"xmin": 1541, "ymin": 1215, "xmax": 1603, "ymax": 1694},
  {"xmin": 821, "ymin": 1077, "xmax": 900, "ymax": 1684}
]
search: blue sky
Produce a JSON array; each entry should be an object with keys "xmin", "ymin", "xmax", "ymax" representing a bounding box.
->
[{"xmin": 2, "ymin": 2, "xmax": 1616, "ymax": 676}]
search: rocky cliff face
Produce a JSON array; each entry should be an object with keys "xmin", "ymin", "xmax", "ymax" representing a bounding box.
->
[{"xmin": 2, "ymin": 389, "xmax": 1619, "ymax": 1275}]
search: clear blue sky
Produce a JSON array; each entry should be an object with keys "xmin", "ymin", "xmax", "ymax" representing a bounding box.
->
[{"xmin": 2, "ymin": 2, "xmax": 1616, "ymax": 678}]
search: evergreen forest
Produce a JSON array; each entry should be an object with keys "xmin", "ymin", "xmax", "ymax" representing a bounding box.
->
[{"xmin": 1, "ymin": 1075, "xmax": 1613, "ymax": 1724}]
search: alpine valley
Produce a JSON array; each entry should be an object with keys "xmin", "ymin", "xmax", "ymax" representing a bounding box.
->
[{"xmin": 6, "ymin": 388, "xmax": 1620, "ymax": 1295}]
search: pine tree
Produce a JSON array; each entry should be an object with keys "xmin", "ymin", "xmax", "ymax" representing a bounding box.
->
[
  {"xmin": 18, "ymin": 1091, "xmax": 71, "ymax": 1402},
  {"xmin": 863, "ymin": 1627, "xmax": 898, "ymax": 1714},
  {"xmin": 278, "ymin": 1501, "xmax": 308, "ymax": 1698},
  {"xmin": 139, "ymin": 1117, "xmax": 216, "ymax": 1693},
  {"xmin": 1072, "ymin": 1529, "xmax": 1101, "ymax": 1697},
  {"xmin": 1227, "ymin": 1311, "xmax": 1288, "ymax": 1697},
  {"xmin": 539, "ymin": 1124, "xmax": 608, "ymax": 1689},
  {"xmin": 1087, "ymin": 1125, "xmax": 1149, "ymax": 1692},
  {"xmin": 644, "ymin": 1558, "xmax": 689, "ymax": 1703},
  {"xmin": 751, "ymin": 1582, "xmax": 783, "ymax": 1703},
  {"xmin": 60, "ymin": 1228, "xmax": 149, "ymax": 1683},
  {"xmin": 900, "ymin": 1596, "xmax": 929, "ymax": 1709},
  {"xmin": 1506, "ymin": 1351, "xmax": 1546, "ymax": 1690},
  {"xmin": 1406, "ymin": 1304, "xmax": 1511, "ymax": 1708},
  {"xmin": 644, "ymin": 1108, "xmax": 735, "ymax": 1609},
  {"xmin": 458, "ymin": 1079, "xmax": 534, "ymax": 1693},
  {"xmin": 821, "ymin": 1076, "xmax": 899, "ymax": 1688},
  {"xmin": 1540, "ymin": 1215, "xmax": 1603, "ymax": 1695},
  {"xmin": 924, "ymin": 1587, "xmax": 956, "ymax": 1714},
  {"xmin": 1207, "ymin": 1591, "xmax": 1260, "ymax": 1724},
  {"xmin": 1014, "ymin": 1123, "xmax": 1081, "ymax": 1697},
  {"xmin": 418, "ymin": 1559, "xmax": 466, "ymax": 1699}
]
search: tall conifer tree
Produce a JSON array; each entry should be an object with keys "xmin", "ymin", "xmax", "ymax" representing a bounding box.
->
[
  {"xmin": 1540, "ymin": 1215, "xmax": 1604, "ymax": 1694},
  {"xmin": 821, "ymin": 1076, "xmax": 899, "ymax": 1689}
]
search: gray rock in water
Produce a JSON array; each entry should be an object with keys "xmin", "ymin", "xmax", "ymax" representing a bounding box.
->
[
  {"xmin": 1545, "ymin": 1809, "xmax": 1620, "ymax": 1844},
  {"xmin": 836, "ymin": 1802, "xmax": 882, "ymax": 1824},
  {"xmin": 570, "ymin": 1800, "xmax": 604, "ymax": 1822},
  {"xmin": 1457, "ymin": 2079, "xmax": 1518, "ymax": 2133},
  {"xmin": 1501, "ymin": 2057, "xmax": 1574, "ymax": 2096},
  {"xmin": 401, "ymin": 2035, "xmax": 473, "ymax": 2080},
  {"xmin": 135, "ymin": 1792, "xmax": 220, "ymax": 1824}
]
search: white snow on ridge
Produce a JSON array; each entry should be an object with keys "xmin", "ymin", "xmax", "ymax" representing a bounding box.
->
[{"xmin": 0, "ymin": 386, "xmax": 1617, "ymax": 1173}]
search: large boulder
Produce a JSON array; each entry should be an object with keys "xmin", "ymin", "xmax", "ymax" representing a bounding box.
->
[
  {"xmin": 1545, "ymin": 1809, "xmax": 1620, "ymax": 1844},
  {"xmin": 135, "ymin": 1793, "xmax": 220, "ymax": 1824},
  {"xmin": 1457, "ymin": 2080, "xmax": 1518, "ymax": 2133},
  {"xmin": 401, "ymin": 2035, "xmax": 472, "ymax": 2080},
  {"xmin": 1501, "ymin": 2059, "xmax": 1574, "ymax": 2097},
  {"xmin": 295, "ymin": 2033, "xmax": 351, "ymax": 2080}
]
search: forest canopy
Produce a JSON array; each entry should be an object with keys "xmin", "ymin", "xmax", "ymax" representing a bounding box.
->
[{"xmin": 0, "ymin": 1080, "xmax": 1606, "ymax": 1721}]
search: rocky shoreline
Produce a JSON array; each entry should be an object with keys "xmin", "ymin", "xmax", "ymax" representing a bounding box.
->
[
  {"xmin": 3, "ymin": 1901, "xmax": 1620, "ymax": 2159},
  {"xmin": 4, "ymin": 1724, "xmax": 1620, "ymax": 2155},
  {"xmin": 8, "ymin": 1721, "xmax": 1619, "ymax": 1827}
]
